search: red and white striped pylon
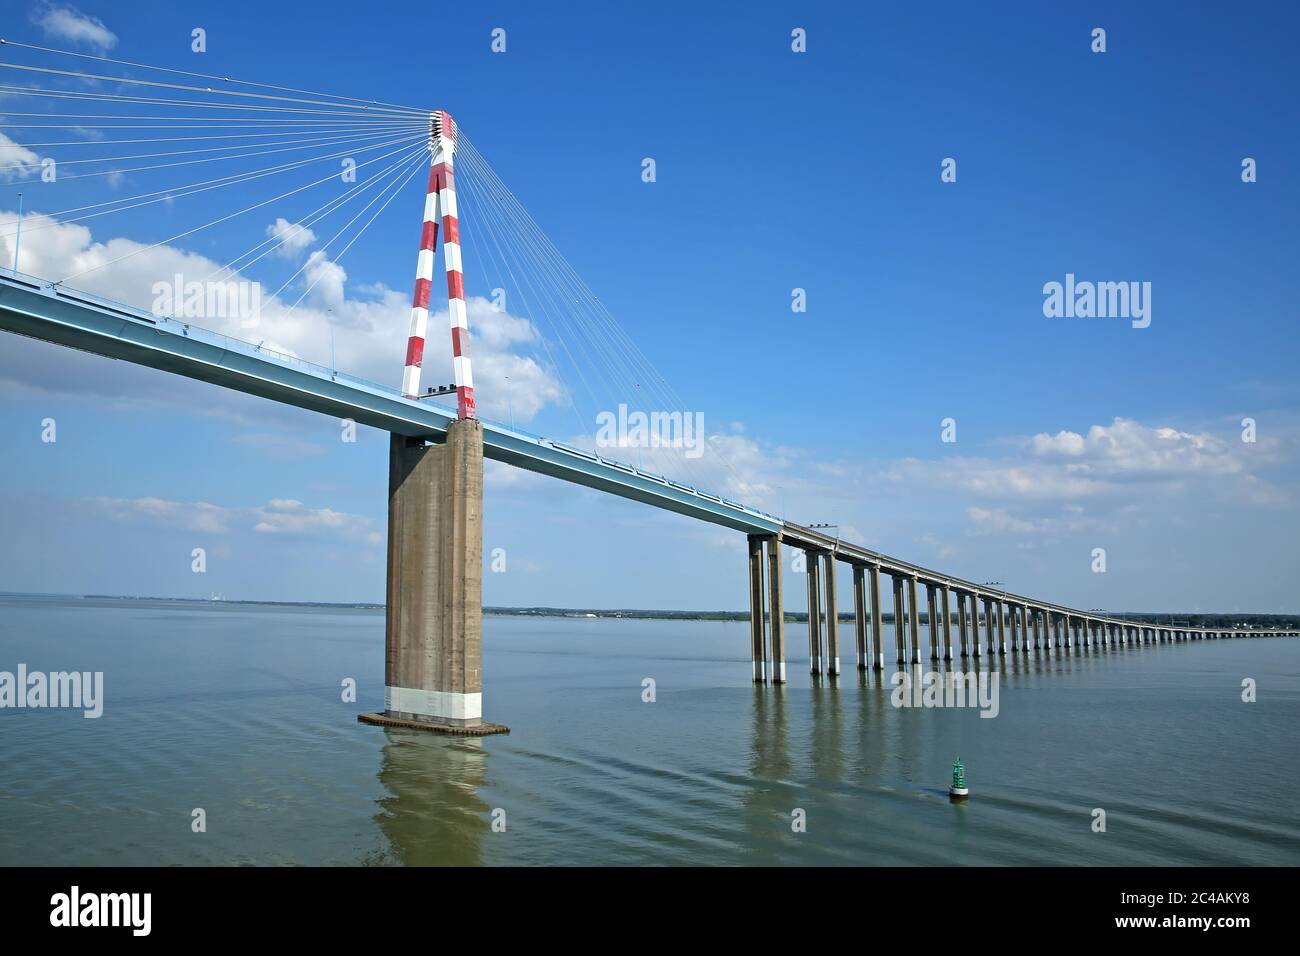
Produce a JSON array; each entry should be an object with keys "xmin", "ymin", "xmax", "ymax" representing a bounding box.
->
[{"xmin": 402, "ymin": 109, "xmax": 476, "ymax": 420}]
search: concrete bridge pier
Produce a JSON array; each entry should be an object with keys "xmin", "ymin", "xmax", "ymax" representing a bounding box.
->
[
  {"xmin": 822, "ymin": 553, "xmax": 839, "ymax": 675},
  {"xmin": 868, "ymin": 564, "xmax": 885, "ymax": 670},
  {"xmin": 984, "ymin": 598, "xmax": 997, "ymax": 656},
  {"xmin": 926, "ymin": 584, "xmax": 940, "ymax": 661},
  {"xmin": 806, "ymin": 551, "xmax": 823, "ymax": 675},
  {"xmin": 361, "ymin": 423, "xmax": 506, "ymax": 736},
  {"xmin": 970, "ymin": 594, "xmax": 982, "ymax": 658},
  {"xmin": 957, "ymin": 591, "xmax": 969, "ymax": 657},
  {"xmin": 852, "ymin": 564, "xmax": 868, "ymax": 671},
  {"xmin": 766, "ymin": 537, "xmax": 786, "ymax": 683},
  {"xmin": 996, "ymin": 600, "xmax": 1007, "ymax": 654},
  {"xmin": 892, "ymin": 575, "xmax": 907, "ymax": 664},
  {"xmin": 747, "ymin": 535, "xmax": 768, "ymax": 682},
  {"xmin": 1009, "ymin": 604, "xmax": 1020, "ymax": 653},
  {"xmin": 907, "ymin": 576, "xmax": 922, "ymax": 663},
  {"xmin": 941, "ymin": 585, "xmax": 954, "ymax": 661}
]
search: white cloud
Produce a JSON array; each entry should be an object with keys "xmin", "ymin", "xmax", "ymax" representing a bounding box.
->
[
  {"xmin": 0, "ymin": 207, "xmax": 567, "ymax": 425},
  {"xmin": 265, "ymin": 217, "xmax": 316, "ymax": 259},
  {"xmin": 31, "ymin": 3, "xmax": 118, "ymax": 50},
  {"xmin": 1026, "ymin": 418, "xmax": 1251, "ymax": 477},
  {"xmin": 301, "ymin": 250, "xmax": 346, "ymax": 308},
  {"xmin": 0, "ymin": 133, "xmax": 43, "ymax": 183}
]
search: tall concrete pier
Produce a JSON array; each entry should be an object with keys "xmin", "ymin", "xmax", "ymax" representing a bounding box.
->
[{"xmin": 360, "ymin": 420, "xmax": 506, "ymax": 735}]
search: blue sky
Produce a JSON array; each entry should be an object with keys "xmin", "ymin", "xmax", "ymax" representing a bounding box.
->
[{"xmin": 1, "ymin": 0, "xmax": 1297, "ymax": 613}]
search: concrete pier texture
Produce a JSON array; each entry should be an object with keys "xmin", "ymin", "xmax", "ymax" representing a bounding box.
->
[{"xmin": 359, "ymin": 420, "xmax": 507, "ymax": 735}]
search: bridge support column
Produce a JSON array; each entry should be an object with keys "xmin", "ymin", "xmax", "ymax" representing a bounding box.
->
[
  {"xmin": 941, "ymin": 585, "xmax": 953, "ymax": 661},
  {"xmin": 806, "ymin": 551, "xmax": 822, "ymax": 675},
  {"xmin": 1008, "ymin": 603, "xmax": 1019, "ymax": 653},
  {"xmin": 766, "ymin": 537, "xmax": 786, "ymax": 683},
  {"xmin": 823, "ymin": 553, "xmax": 839, "ymax": 676},
  {"xmin": 892, "ymin": 575, "xmax": 907, "ymax": 664},
  {"xmin": 1033, "ymin": 609, "xmax": 1042, "ymax": 650},
  {"xmin": 985, "ymin": 599, "xmax": 997, "ymax": 656},
  {"xmin": 957, "ymin": 591, "xmax": 969, "ymax": 657},
  {"xmin": 970, "ymin": 594, "xmax": 982, "ymax": 659},
  {"xmin": 747, "ymin": 535, "xmax": 768, "ymax": 683},
  {"xmin": 365, "ymin": 424, "xmax": 502, "ymax": 734},
  {"xmin": 852, "ymin": 564, "xmax": 867, "ymax": 671},
  {"xmin": 868, "ymin": 564, "xmax": 885, "ymax": 670},
  {"xmin": 926, "ymin": 584, "xmax": 940, "ymax": 661},
  {"xmin": 907, "ymin": 576, "xmax": 922, "ymax": 663}
]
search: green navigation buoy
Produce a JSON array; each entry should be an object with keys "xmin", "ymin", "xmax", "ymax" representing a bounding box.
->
[{"xmin": 949, "ymin": 758, "xmax": 969, "ymax": 800}]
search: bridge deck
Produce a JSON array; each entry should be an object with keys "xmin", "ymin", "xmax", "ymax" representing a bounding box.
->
[{"xmin": 1, "ymin": 272, "xmax": 1292, "ymax": 639}]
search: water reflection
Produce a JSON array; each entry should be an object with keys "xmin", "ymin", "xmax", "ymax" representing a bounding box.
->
[
  {"xmin": 739, "ymin": 684, "xmax": 793, "ymax": 858},
  {"xmin": 370, "ymin": 728, "xmax": 490, "ymax": 866}
]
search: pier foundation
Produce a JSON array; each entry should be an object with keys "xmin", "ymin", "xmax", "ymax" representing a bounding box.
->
[{"xmin": 361, "ymin": 424, "xmax": 507, "ymax": 735}]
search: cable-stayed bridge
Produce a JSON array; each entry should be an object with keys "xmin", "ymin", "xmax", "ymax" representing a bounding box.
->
[{"xmin": 1, "ymin": 40, "xmax": 1292, "ymax": 733}]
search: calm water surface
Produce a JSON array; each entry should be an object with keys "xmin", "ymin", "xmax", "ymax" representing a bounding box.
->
[{"xmin": 1, "ymin": 595, "xmax": 1298, "ymax": 866}]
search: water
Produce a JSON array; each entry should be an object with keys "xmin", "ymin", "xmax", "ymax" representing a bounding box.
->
[{"xmin": 1, "ymin": 595, "xmax": 1297, "ymax": 866}]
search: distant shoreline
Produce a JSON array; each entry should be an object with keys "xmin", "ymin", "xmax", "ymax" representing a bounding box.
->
[{"xmin": 2, "ymin": 593, "xmax": 1297, "ymax": 628}]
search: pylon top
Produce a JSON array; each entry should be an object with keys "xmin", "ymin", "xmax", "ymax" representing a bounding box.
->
[{"xmin": 429, "ymin": 110, "xmax": 457, "ymax": 148}]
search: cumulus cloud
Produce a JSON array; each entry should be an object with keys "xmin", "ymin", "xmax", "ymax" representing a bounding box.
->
[
  {"xmin": 0, "ymin": 133, "xmax": 44, "ymax": 183},
  {"xmin": 874, "ymin": 417, "xmax": 1292, "ymax": 538},
  {"xmin": 31, "ymin": 3, "xmax": 117, "ymax": 50},
  {"xmin": 1026, "ymin": 418, "xmax": 1250, "ymax": 477},
  {"xmin": 0, "ymin": 207, "xmax": 567, "ymax": 425},
  {"xmin": 264, "ymin": 218, "xmax": 317, "ymax": 259},
  {"xmin": 301, "ymin": 250, "xmax": 346, "ymax": 308}
]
